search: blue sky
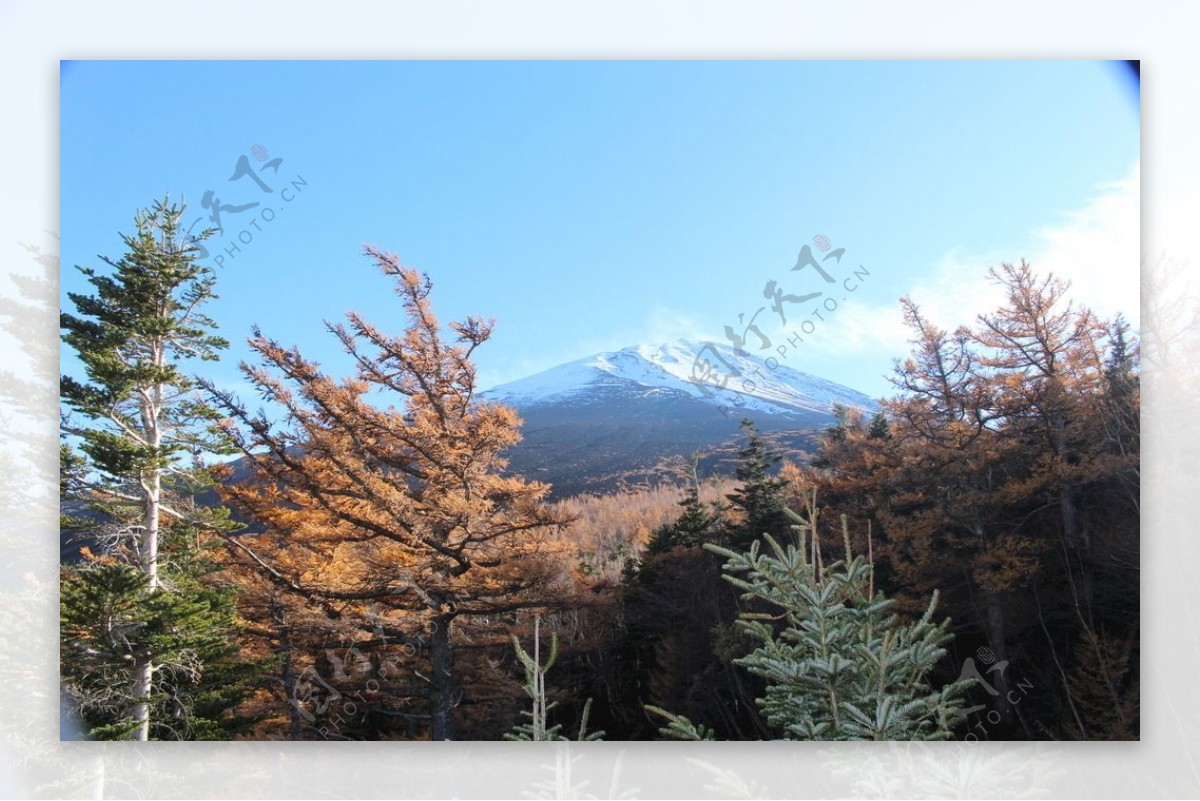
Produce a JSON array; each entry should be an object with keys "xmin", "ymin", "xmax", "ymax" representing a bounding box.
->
[{"xmin": 60, "ymin": 60, "xmax": 1139, "ymax": 401}]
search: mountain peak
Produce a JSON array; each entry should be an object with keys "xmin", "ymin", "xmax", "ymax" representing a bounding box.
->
[{"xmin": 481, "ymin": 338, "xmax": 876, "ymax": 416}]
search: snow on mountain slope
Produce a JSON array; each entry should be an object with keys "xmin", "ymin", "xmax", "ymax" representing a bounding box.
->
[{"xmin": 480, "ymin": 339, "xmax": 876, "ymax": 415}]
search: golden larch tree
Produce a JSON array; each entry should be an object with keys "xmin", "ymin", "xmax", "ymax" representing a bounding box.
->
[{"xmin": 205, "ymin": 246, "xmax": 571, "ymax": 740}]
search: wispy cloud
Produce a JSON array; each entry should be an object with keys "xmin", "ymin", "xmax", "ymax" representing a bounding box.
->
[{"xmin": 630, "ymin": 305, "xmax": 711, "ymax": 346}]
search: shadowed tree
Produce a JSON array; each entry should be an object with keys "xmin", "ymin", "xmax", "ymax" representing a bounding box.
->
[
  {"xmin": 806, "ymin": 261, "xmax": 1140, "ymax": 739},
  {"xmin": 973, "ymin": 262, "xmax": 1137, "ymax": 737},
  {"xmin": 850, "ymin": 294, "xmax": 1029, "ymax": 723}
]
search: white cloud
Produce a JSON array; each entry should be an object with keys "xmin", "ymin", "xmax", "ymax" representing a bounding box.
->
[
  {"xmin": 1030, "ymin": 163, "xmax": 1140, "ymax": 327},
  {"xmin": 803, "ymin": 162, "xmax": 1141, "ymax": 365}
]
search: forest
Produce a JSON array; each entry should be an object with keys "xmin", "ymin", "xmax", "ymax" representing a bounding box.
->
[{"xmin": 59, "ymin": 199, "xmax": 1140, "ymax": 741}]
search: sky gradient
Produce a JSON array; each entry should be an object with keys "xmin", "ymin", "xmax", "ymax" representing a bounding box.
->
[{"xmin": 60, "ymin": 60, "xmax": 1139, "ymax": 402}]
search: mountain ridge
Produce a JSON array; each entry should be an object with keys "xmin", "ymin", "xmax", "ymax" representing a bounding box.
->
[
  {"xmin": 480, "ymin": 338, "xmax": 876, "ymax": 418},
  {"xmin": 480, "ymin": 339, "xmax": 878, "ymax": 497}
]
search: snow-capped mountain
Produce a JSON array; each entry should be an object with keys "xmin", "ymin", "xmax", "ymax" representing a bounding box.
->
[
  {"xmin": 481, "ymin": 339, "xmax": 875, "ymax": 417},
  {"xmin": 480, "ymin": 340, "xmax": 876, "ymax": 497}
]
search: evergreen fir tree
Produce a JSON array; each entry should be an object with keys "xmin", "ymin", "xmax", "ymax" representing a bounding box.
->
[
  {"xmin": 867, "ymin": 411, "xmax": 892, "ymax": 441},
  {"xmin": 505, "ymin": 617, "xmax": 602, "ymax": 742},
  {"xmin": 1104, "ymin": 314, "xmax": 1137, "ymax": 397},
  {"xmin": 60, "ymin": 524, "xmax": 260, "ymax": 740},
  {"xmin": 725, "ymin": 419, "xmax": 789, "ymax": 549},
  {"xmin": 644, "ymin": 704, "xmax": 716, "ymax": 740},
  {"xmin": 704, "ymin": 492, "xmax": 973, "ymax": 740},
  {"xmin": 1101, "ymin": 313, "xmax": 1140, "ymax": 488},
  {"xmin": 59, "ymin": 443, "xmax": 91, "ymax": 537},
  {"xmin": 60, "ymin": 197, "xmax": 255, "ymax": 740},
  {"xmin": 645, "ymin": 456, "xmax": 722, "ymax": 554}
]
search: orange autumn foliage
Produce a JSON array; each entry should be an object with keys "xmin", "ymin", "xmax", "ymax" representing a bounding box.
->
[{"xmin": 205, "ymin": 246, "xmax": 573, "ymax": 739}]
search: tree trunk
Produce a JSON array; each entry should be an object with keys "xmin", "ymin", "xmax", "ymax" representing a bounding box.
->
[
  {"xmin": 428, "ymin": 614, "xmax": 456, "ymax": 741},
  {"xmin": 145, "ymin": 468, "xmax": 160, "ymax": 590},
  {"xmin": 984, "ymin": 592, "xmax": 1013, "ymax": 723},
  {"xmin": 274, "ymin": 599, "xmax": 303, "ymax": 740},
  {"xmin": 132, "ymin": 657, "xmax": 152, "ymax": 741},
  {"xmin": 1060, "ymin": 482, "xmax": 1082, "ymax": 550},
  {"xmin": 133, "ymin": 375, "xmax": 163, "ymax": 740},
  {"xmin": 144, "ymin": 371, "xmax": 163, "ymax": 591}
]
